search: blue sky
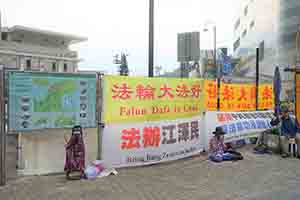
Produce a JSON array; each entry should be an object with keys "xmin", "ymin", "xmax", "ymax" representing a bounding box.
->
[{"xmin": 1, "ymin": 0, "xmax": 238, "ymax": 76}]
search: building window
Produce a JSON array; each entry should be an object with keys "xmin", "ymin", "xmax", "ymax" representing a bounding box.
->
[
  {"xmin": 63, "ymin": 63, "xmax": 68, "ymax": 72},
  {"xmin": 233, "ymin": 38, "xmax": 240, "ymax": 52},
  {"xmin": 259, "ymin": 41, "xmax": 264, "ymax": 61},
  {"xmin": 250, "ymin": 20, "xmax": 255, "ymax": 29},
  {"xmin": 26, "ymin": 59, "xmax": 31, "ymax": 70},
  {"xmin": 234, "ymin": 18, "xmax": 240, "ymax": 30},
  {"xmin": 244, "ymin": 6, "xmax": 248, "ymax": 16},
  {"xmin": 1, "ymin": 32, "xmax": 8, "ymax": 41},
  {"xmin": 242, "ymin": 29, "xmax": 247, "ymax": 38},
  {"xmin": 52, "ymin": 62, "xmax": 57, "ymax": 72}
]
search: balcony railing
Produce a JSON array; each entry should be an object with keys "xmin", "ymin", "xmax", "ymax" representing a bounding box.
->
[{"xmin": 0, "ymin": 41, "xmax": 78, "ymax": 59}]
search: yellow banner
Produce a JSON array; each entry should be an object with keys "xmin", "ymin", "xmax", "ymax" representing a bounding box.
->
[
  {"xmin": 204, "ymin": 80, "xmax": 274, "ymax": 111},
  {"xmin": 220, "ymin": 83, "xmax": 256, "ymax": 111},
  {"xmin": 204, "ymin": 80, "xmax": 218, "ymax": 111},
  {"xmin": 258, "ymin": 84, "xmax": 274, "ymax": 110},
  {"xmin": 103, "ymin": 76, "xmax": 204, "ymax": 124}
]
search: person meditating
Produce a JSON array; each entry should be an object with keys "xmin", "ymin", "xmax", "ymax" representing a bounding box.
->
[
  {"xmin": 209, "ymin": 127, "xmax": 243, "ymax": 162},
  {"xmin": 278, "ymin": 105, "xmax": 300, "ymax": 158},
  {"xmin": 64, "ymin": 125, "xmax": 86, "ymax": 179}
]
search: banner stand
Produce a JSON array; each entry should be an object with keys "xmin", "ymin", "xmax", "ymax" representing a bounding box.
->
[
  {"xmin": 96, "ymin": 73, "xmax": 104, "ymax": 160},
  {"xmin": 0, "ymin": 66, "xmax": 6, "ymax": 186}
]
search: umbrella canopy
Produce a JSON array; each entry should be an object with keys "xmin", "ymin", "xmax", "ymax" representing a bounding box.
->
[{"xmin": 273, "ymin": 66, "xmax": 281, "ymax": 117}]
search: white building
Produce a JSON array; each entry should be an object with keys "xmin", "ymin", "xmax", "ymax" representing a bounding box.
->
[
  {"xmin": 232, "ymin": 0, "xmax": 300, "ymax": 100},
  {"xmin": 232, "ymin": 0, "xmax": 279, "ymax": 78},
  {"xmin": 0, "ymin": 25, "xmax": 87, "ymax": 72},
  {"xmin": 0, "ymin": 24, "xmax": 88, "ymax": 179}
]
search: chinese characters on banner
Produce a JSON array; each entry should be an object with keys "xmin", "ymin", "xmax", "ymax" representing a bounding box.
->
[
  {"xmin": 258, "ymin": 84, "xmax": 274, "ymax": 110},
  {"xmin": 220, "ymin": 83, "xmax": 256, "ymax": 111},
  {"xmin": 204, "ymin": 80, "xmax": 218, "ymax": 110},
  {"xmin": 204, "ymin": 111, "xmax": 273, "ymax": 147},
  {"xmin": 204, "ymin": 80, "xmax": 274, "ymax": 111},
  {"xmin": 102, "ymin": 116, "xmax": 203, "ymax": 168},
  {"xmin": 295, "ymin": 74, "xmax": 300, "ymax": 123},
  {"xmin": 103, "ymin": 76, "xmax": 205, "ymax": 124}
]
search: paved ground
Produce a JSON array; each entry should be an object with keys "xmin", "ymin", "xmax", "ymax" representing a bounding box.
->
[{"xmin": 1, "ymin": 146, "xmax": 300, "ymax": 200}]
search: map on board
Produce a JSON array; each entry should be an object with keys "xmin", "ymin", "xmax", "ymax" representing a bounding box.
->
[{"xmin": 8, "ymin": 72, "xmax": 97, "ymax": 131}]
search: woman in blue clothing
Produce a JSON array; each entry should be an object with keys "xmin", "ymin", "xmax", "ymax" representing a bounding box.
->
[{"xmin": 279, "ymin": 105, "xmax": 300, "ymax": 158}]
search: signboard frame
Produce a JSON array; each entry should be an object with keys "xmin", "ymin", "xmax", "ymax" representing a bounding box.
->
[{"xmin": 7, "ymin": 70, "xmax": 97, "ymax": 133}]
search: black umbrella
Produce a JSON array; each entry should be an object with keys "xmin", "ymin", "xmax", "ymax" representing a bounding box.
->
[{"xmin": 273, "ymin": 66, "xmax": 281, "ymax": 118}]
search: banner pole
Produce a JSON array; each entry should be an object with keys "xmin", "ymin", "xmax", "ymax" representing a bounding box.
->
[
  {"xmin": 0, "ymin": 65, "xmax": 6, "ymax": 186},
  {"xmin": 295, "ymin": 70, "xmax": 300, "ymax": 124},
  {"xmin": 96, "ymin": 73, "xmax": 104, "ymax": 160},
  {"xmin": 256, "ymin": 48, "xmax": 259, "ymax": 111}
]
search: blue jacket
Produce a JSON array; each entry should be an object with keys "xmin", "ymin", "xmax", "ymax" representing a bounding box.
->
[{"xmin": 281, "ymin": 116, "xmax": 300, "ymax": 137}]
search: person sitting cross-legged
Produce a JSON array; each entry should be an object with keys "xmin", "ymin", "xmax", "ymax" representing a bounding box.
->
[
  {"xmin": 209, "ymin": 127, "xmax": 243, "ymax": 162},
  {"xmin": 279, "ymin": 105, "xmax": 300, "ymax": 158}
]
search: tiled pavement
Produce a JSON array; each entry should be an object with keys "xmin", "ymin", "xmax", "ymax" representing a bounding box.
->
[{"xmin": 1, "ymin": 146, "xmax": 300, "ymax": 200}]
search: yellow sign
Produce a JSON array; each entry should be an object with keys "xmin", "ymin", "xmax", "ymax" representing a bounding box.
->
[
  {"xmin": 204, "ymin": 81, "xmax": 274, "ymax": 111},
  {"xmin": 103, "ymin": 76, "xmax": 204, "ymax": 124},
  {"xmin": 204, "ymin": 80, "xmax": 218, "ymax": 110},
  {"xmin": 220, "ymin": 83, "xmax": 256, "ymax": 111},
  {"xmin": 258, "ymin": 84, "xmax": 274, "ymax": 110}
]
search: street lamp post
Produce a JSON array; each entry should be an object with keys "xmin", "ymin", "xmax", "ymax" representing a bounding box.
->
[
  {"xmin": 148, "ymin": 0, "xmax": 154, "ymax": 77},
  {"xmin": 204, "ymin": 24, "xmax": 219, "ymax": 110}
]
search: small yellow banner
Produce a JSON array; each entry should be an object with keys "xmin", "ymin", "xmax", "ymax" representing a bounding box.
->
[
  {"xmin": 258, "ymin": 84, "xmax": 274, "ymax": 110},
  {"xmin": 103, "ymin": 76, "xmax": 204, "ymax": 124},
  {"xmin": 204, "ymin": 80, "xmax": 218, "ymax": 110},
  {"xmin": 220, "ymin": 83, "xmax": 256, "ymax": 111},
  {"xmin": 204, "ymin": 80, "xmax": 274, "ymax": 111}
]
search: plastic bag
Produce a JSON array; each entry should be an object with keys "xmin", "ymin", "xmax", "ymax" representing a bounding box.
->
[
  {"xmin": 84, "ymin": 160, "xmax": 105, "ymax": 179},
  {"xmin": 85, "ymin": 165, "xmax": 98, "ymax": 179}
]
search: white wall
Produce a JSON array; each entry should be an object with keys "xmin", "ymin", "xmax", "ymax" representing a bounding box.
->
[{"xmin": 19, "ymin": 128, "xmax": 98, "ymax": 175}]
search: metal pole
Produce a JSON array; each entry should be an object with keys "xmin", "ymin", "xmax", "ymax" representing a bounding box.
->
[
  {"xmin": 180, "ymin": 62, "xmax": 183, "ymax": 78},
  {"xmin": 295, "ymin": 29, "xmax": 300, "ymax": 124},
  {"xmin": 0, "ymin": 11, "xmax": 2, "ymax": 41},
  {"xmin": 0, "ymin": 65, "xmax": 6, "ymax": 186},
  {"xmin": 148, "ymin": 0, "xmax": 154, "ymax": 77},
  {"xmin": 214, "ymin": 26, "xmax": 220, "ymax": 111},
  {"xmin": 96, "ymin": 73, "xmax": 104, "ymax": 160},
  {"xmin": 256, "ymin": 48, "xmax": 259, "ymax": 110},
  {"xmin": 295, "ymin": 69, "xmax": 300, "ymax": 124}
]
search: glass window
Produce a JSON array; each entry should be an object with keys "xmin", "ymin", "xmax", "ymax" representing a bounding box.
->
[
  {"xmin": 242, "ymin": 29, "xmax": 247, "ymax": 38},
  {"xmin": 244, "ymin": 6, "xmax": 248, "ymax": 16},
  {"xmin": 259, "ymin": 41, "xmax": 264, "ymax": 61},
  {"xmin": 26, "ymin": 59, "xmax": 31, "ymax": 70},
  {"xmin": 279, "ymin": 32, "xmax": 295, "ymax": 49},
  {"xmin": 250, "ymin": 20, "xmax": 255, "ymax": 29},
  {"xmin": 63, "ymin": 63, "xmax": 68, "ymax": 72},
  {"xmin": 280, "ymin": 6, "xmax": 300, "ymax": 20},
  {"xmin": 234, "ymin": 18, "xmax": 240, "ymax": 30},
  {"xmin": 1, "ymin": 32, "xmax": 8, "ymax": 41},
  {"xmin": 234, "ymin": 38, "xmax": 240, "ymax": 51},
  {"xmin": 52, "ymin": 62, "xmax": 57, "ymax": 72}
]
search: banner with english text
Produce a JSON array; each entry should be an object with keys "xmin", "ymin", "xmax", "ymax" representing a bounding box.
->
[
  {"xmin": 103, "ymin": 76, "xmax": 204, "ymax": 124},
  {"xmin": 204, "ymin": 80, "xmax": 274, "ymax": 111},
  {"xmin": 102, "ymin": 116, "xmax": 204, "ymax": 168}
]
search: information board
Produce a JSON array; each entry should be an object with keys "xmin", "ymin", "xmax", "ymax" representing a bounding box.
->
[{"xmin": 8, "ymin": 71, "xmax": 96, "ymax": 131}]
